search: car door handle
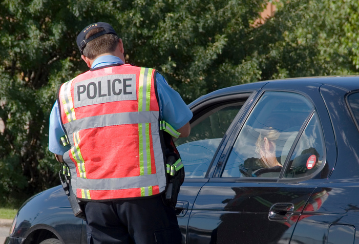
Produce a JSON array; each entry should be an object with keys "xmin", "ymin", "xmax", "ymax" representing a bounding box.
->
[
  {"xmin": 268, "ymin": 203, "xmax": 294, "ymax": 222},
  {"xmin": 175, "ymin": 201, "xmax": 189, "ymax": 217}
]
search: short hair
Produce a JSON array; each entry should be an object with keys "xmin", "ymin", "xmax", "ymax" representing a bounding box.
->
[{"xmin": 82, "ymin": 27, "xmax": 119, "ymax": 59}]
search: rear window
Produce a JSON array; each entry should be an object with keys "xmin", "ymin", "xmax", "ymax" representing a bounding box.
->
[{"xmin": 347, "ymin": 92, "xmax": 359, "ymax": 128}]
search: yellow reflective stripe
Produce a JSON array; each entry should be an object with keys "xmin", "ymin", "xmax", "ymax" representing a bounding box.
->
[
  {"xmin": 173, "ymin": 158, "xmax": 182, "ymax": 167},
  {"xmin": 149, "ymin": 186, "xmax": 153, "ymax": 196},
  {"xmin": 138, "ymin": 68, "xmax": 145, "ymax": 176},
  {"xmin": 86, "ymin": 190, "xmax": 91, "ymax": 199},
  {"xmin": 140, "ymin": 186, "xmax": 153, "ymax": 196},
  {"xmin": 145, "ymin": 123, "xmax": 151, "ymax": 175},
  {"xmin": 75, "ymin": 132, "xmax": 86, "ymax": 176},
  {"xmin": 139, "ymin": 123, "xmax": 145, "ymax": 176},
  {"xmin": 81, "ymin": 189, "xmax": 91, "ymax": 199},
  {"xmin": 60, "ymin": 84, "xmax": 70, "ymax": 120},
  {"xmin": 71, "ymin": 131, "xmax": 86, "ymax": 178},
  {"xmin": 138, "ymin": 68, "xmax": 146, "ymax": 112},
  {"xmin": 144, "ymin": 69, "xmax": 152, "ymax": 175},
  {"xmin": 141, "ymin": 187, "xmax": 145, "ymax": 196},
  {"xmin": 60, "ymin": 135, "xmax": 70, "ymax": 146},
  {"xmin": 138, "ymin": 122, "xmax": 152, "ymax": 176},
  {"xmin": 145, "ymin": 68, "xmax": 152, "ymax": 112},
  {"xmin": 60, "ymin": 79, "xmax": 76, "ymax": 122},
  {"xmin": 160, "ymin": 121, "xmax": 181, "ymax": 138},
  {"xmin": 138, "ymin": 68, "xmax": 153, "ymax": 176}
]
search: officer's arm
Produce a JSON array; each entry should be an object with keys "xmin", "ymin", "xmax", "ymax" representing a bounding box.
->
[
  {"xmin": 55, "ymin": 154, "xmax": 64, "ymax": 163},
  {"xmin": 177, "ymin": 122, "xmax": 191, "ymax": 138}
]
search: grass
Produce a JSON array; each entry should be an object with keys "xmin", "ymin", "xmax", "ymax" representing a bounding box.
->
[{"xmin": 0, "ymin": 208, "xmax": 18, "ymax": 220}]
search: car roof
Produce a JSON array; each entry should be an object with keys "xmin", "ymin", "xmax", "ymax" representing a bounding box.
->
[
  {"xmin": 268, "ymin": 76, "xmax": 359, "ymax": 91},
  {"xmin": 189, "ymin": 76, "xmax": 359, "ymax": 108}
]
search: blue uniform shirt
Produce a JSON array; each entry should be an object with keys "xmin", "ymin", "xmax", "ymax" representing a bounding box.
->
[{"xmin": 49, "ymin": 55, "xmax": 192, "ymax": 155}]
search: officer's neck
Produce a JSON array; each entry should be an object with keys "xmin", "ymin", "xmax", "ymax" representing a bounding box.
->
[{"xmin": 82, "ymin": 52, "xmax": 122, "ymax": 68}]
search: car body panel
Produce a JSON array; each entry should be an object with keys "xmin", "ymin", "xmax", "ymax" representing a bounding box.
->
[
  {"xmin": 187, "ymin": 181, "xmax": 316, "ymax": 244},
  {"xmin": 288, "ymin": 82, "xmax": 359, "ymax": 244},
  {"xmin": 291, "ymin": 179, "xmax": 359, "ymax": 244},
  {"xmin": 7, "ymin": 186, "xmax": 85, "ymax": 244},
  {"xmin": 5, "ymin": 77, "xmax": 359, "ymax": 244}
]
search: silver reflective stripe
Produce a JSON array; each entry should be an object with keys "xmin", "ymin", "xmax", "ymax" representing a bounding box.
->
[
  {"xmin": 63, "ymin": 111, "xmax": 159, "ymax": 136},
  {"xmin": 144, "ymin": 187, "xmax": 149, "ymax": 196},
  {"xmin": 76, "ymin": 174, "xmax": 159, "ymax": 190},
  {"xmin": 84, "ymin": 190, "xmax": 89, "ymax": 199},
  {"xmin": 151, "ymin": 124, "xmax": 166, "ymax": 193},
  {"xmin": 175, "ymin": 161, "xmax": 183, "ymax": 171},
  {"xmin": 68, "ymin": 135, "xmax": 74, "ymax": 147},
  {"xmin": 161, "ymin": 121, "xmax": 181, "ymax": 138},
  {"xmin": 170, "ymin": 166, "xmax": 175, "ymax": 176}
]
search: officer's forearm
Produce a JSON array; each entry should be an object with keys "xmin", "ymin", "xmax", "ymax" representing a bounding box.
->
[
  {"xmin": 177, "ymin": 122, "xmax": 191, "ymax": 138},
  {"xmin": 55, "ymin": 154, "xmax": 64, "ymax": 163}
]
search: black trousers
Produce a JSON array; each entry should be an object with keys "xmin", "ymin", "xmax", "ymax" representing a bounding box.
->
[{"xmin": 85, "ymin": 194, "xmax": 182, "ymax": 244}]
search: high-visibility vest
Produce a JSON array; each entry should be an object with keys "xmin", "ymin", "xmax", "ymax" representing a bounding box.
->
[{"xmin": 58, "ymin": 64, "xmax": 167, "ymax": 201}]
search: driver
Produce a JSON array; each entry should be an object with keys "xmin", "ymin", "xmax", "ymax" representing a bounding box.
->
[
  {"xmin": 255, "ymin": 127, "xmax": 282, "ymax": 168},
  {"xmin": 240, "ymin": 127, "xmax": 282, "ymax": 177}
]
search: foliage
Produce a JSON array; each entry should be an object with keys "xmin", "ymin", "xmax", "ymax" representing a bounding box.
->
[{"xmin": 0, "ymin": 0, "xmax": 358, "ymax": 205}]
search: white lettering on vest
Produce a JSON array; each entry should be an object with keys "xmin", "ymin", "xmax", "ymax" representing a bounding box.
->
[{"xmin": 74, "ymin": 74, "xmax": 137, "ymax": 108}]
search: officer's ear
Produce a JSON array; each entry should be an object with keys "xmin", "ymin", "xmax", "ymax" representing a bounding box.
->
[
  {"xmin": 118, "ymin": 38, "xmax": 124, "ymax": 54},
  {"xmin": 81, "ymin": 55, "xmax": 92, "ymax": 68}
]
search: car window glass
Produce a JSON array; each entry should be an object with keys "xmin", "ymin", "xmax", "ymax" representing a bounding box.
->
[
  {"xmin": 176, "ymin": 103, "xmax": 243, "ymax": 178},
  {"xmin": 222, "ymin": 92, "xmax": 313, "ymax": 178},
  {"xmin": 347, "ymin": 92, "xmax": 359, "ymax": 129},
  {"xmin": 283, "ymin": 113, "xmax": 325, "ymax": 178}
]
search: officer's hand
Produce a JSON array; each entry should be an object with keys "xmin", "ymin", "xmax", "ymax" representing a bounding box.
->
[{"xmin": 55, "ymin": 154, "xmax": 64, "ymax": 163}]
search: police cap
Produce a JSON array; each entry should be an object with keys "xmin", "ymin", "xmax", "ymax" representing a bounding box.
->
[{"xmin": 76, "ymin": 22, "xmax": 118, "ymax": 54}]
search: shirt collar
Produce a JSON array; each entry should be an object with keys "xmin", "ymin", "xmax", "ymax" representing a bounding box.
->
[{"xmin": 91, "ymin": 55, "xmax": 124, "ymax": 69}]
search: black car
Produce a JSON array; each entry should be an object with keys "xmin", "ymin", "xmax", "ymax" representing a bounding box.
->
[{"xmin": 6, "ymin": 77, "xmax": 359, "ymax": 244}]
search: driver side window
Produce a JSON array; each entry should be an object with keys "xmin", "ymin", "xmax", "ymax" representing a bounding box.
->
[
  {"xmin": 222, "ymin": 92, "xmax": 314, "ymax": 178},
  {"xmin": 176, "ymin": 102, "xmax": 245, "ymax": 178}
]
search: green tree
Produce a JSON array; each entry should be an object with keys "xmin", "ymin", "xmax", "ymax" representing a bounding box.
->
[
  {"xmin": 0, "ymin": 0, "xmax": 121, "ymax": 205},
  {"xmin": 0, "ymin": 0, "xmax": 358, "ymax": 205}
]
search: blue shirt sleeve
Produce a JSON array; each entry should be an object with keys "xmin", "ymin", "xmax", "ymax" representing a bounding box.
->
[
  {"xmin": 156, "ymin": 73, "xmax": 193, "ymax": 130},
  {"xmin": 49, "ymin": 101, "xmax": 70, "ymax": 155}
]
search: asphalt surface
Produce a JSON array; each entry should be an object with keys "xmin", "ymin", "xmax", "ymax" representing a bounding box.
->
[
  {"xmin": 0, "ymin": 219, "xmax": 12, "ymax": 244},
  {"xmin": 0, "ymin": 226, "xmax": 9, "ymax": 244}
]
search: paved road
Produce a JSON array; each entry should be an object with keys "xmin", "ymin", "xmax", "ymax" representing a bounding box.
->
[{"xmin": 0, "ymin": 226, "xmax": 9, "ymax": 244}]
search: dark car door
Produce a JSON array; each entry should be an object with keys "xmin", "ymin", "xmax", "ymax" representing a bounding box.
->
[
  {"xmin": 289, "ymin": 85, "xmax": 359, "ymax": 244},
  {"xmin": 186, "ymin": 82, "xmax": 335, "ymax": 244},
  {"xmin": 174, "ymin": 82, "xmax": 266, "ymax": 243}
]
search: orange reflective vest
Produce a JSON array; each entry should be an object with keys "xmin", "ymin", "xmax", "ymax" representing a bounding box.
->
[{"xmin": 58, "ymin": 64, "xmax": 167, "ymax": 201}]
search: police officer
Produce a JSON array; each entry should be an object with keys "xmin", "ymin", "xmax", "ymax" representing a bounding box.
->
[{"xmin": 48, "ymin": 22, "xmax": 192, "ymax": 244}]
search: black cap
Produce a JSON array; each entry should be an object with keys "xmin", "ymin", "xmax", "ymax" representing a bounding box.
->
[{"xmin": 76, "ymin": 22, "xmax": 118, "ymax": 54}]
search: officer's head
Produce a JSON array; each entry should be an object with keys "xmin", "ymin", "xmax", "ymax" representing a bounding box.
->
[{"xmin": 76, "ymin": 22, "xmax": 124, "ymax": 66}]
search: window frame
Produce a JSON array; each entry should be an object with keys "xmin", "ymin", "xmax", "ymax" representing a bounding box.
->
[
  {"xmin": 179, "ymin": 92, "xmax": 255, "ymax": 180},
  {"xmin": 216, "ymin": 90, "xmax": 328, "ymax": 183},
  {"xmin": 345, "ymin": 90, "xmax": 359, "ymax": 133},
  {"xmin": 279, "ymin": 111, "xmax": 327, "ymax": 182}
]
